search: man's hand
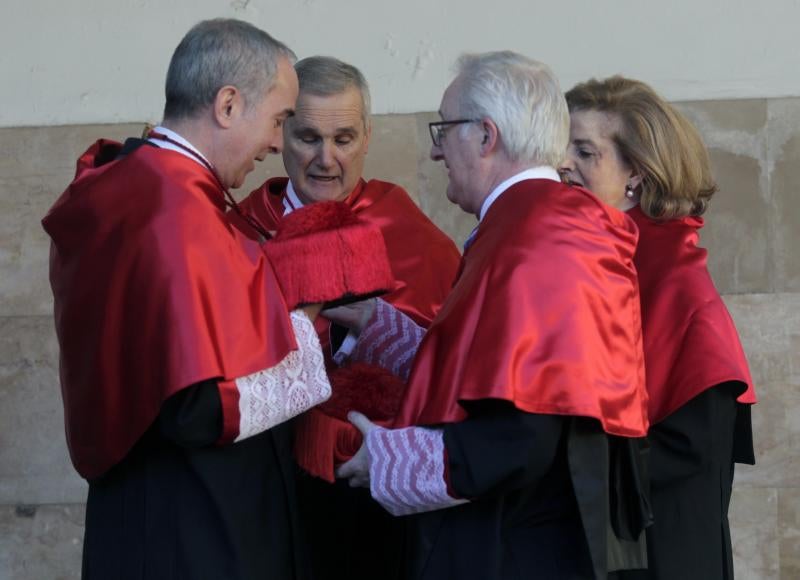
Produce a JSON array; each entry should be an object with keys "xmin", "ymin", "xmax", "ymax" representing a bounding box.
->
[
  {"xmin": 322, "ymin": 298, "xmax": 377, "ymax": 334},
  {"xmin": 335, "ymin": 411, "xmax": 379, "ymax": 488},
  {"xmin": 300, "ymin": 303, "xmax": 324, "ymax": 322}
]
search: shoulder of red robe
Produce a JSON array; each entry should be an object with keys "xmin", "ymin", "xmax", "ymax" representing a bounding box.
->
[
  {"xmin": 397, "ymin": 179, "xmax": 648, "ymax": 437},
  {"xmin": 626, "ymin": 205, "xmax": 755, "ymax": 422},
  {"xmin": 356, "ymin": 179, "xmax": 462, "ymax": 326},
  {"xmin": 43, "ymin": 141, "xmax": 296, "ymax": 479}
]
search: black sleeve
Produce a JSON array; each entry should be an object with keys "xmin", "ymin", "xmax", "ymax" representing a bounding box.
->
[
  {"xmin": 329, "ymin": 322, "xmax": 349, "ymax": 355},
  {"xmin": 733, "ymin": 395, "xmax": 755, "ymax": 465},
  {"xmin": 647, "ymin": 381, "xmax": 746, "ymax": 486},
  {"xmin": 157, "ymin": 379, "xmax": 224, "ymax": 448},
  {"xmin": 443, "ymin": 400, "xmax": 565, "ymax": 499}
]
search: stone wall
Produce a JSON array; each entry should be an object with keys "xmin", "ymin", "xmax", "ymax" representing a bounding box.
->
[{"xmin": 1, "ymin": 99, "xmax": 797, "ymax": 578}]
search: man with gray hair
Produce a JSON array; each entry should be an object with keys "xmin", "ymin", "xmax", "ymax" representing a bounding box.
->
[
  {"xmin": 334, "ymin": 51, "xmax": 651, "ymax": 579},
  {"xmin": 233, "ymin": 55, "xmax": 459, "ymax": 339},
  {"xmin": 43, "ymin": 19, "xmax": 331, "ymax": 579},
  {"xmin": 231, "ymin": 56, "xmax": 460, "ymax": 580}
]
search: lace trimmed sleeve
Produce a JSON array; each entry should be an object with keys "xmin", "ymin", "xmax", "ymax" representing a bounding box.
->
[{"xmin": 221, "ymin": 310, "xmax": 332, "ymax": 443}]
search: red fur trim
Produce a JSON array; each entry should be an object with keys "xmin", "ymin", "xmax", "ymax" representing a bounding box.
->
[
  {"xmin": 264, "ymin": 202, "xmax": 395, "ymax": 309},
  {"xmin": 293, "ymin": 363, "xmax": 407, "ymax": 482},
  {"xmin": 276, "ymin": 200, "xmax": 361, "ymax": 237},
  {"xmin": 319, "ymin": 363, "xmax": 407, "ymax": 421}
]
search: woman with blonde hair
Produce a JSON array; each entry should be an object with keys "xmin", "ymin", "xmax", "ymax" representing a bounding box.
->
[{"xmin": 559, "ymin": 76, "xmax": 757, "ymax": 579}]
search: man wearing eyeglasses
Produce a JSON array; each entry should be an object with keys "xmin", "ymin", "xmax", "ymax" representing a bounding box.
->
[
  {"xmin": 231, "ymin": 56, "xmax": 460, "ymax": 580},
  {"xmin": 334, "ymin": 52, "xmax": 652, "ymax": 579}
]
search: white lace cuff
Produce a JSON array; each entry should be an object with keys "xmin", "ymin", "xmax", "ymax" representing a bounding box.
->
[
  {"xmin": 367, "ymin": 426, "xmax": 469, "ymax": 516},
  {"xmin": 233, "ymin": 310, "xmax": 331, "ymax": 442}
]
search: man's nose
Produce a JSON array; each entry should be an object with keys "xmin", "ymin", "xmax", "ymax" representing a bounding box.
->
[
  {"xmin": 267, "ymin": 128, "xmax": 283, "ymax": 155},
  {"xmin": 430, "ymin": 143, "xmax": 444, "ymax": 162},
  {"xmin": 316, "ymin": 142, "xmax": 335, "ymax": 167}
]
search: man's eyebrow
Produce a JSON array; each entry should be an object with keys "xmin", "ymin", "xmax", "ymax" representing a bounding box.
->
[{"xmin": 291, "ymin": 123, "xmax": 318, "ymax": 132}]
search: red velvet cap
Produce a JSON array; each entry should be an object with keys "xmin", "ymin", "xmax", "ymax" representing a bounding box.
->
[
  {"xmin": 294, "ymin": 363, "xmax": 407, "ymax": 482},
  {"xmin": 263, "ymin": 201, "xmax": 395, "ymax": 310}
]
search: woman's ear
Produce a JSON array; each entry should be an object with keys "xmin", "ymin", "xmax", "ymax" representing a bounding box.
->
[{"xmin": 628, "ymin": 171, "xmax": 643, "ymax": 191}]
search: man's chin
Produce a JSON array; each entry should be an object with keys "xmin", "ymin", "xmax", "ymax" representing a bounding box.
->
[
  {"xmin": 301, "ymin": 180, "xmax": 351, "ymax": 203},
  {"xmin": 445, "ymin": 184, "xmax": 460, "ymax": 205},
  {"xmin": 446, "ymin": 195, "xmax": 465, "ymax": 213}
]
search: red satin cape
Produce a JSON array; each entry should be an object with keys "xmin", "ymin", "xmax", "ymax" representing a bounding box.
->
[
  {"xmin": 627, "ymin": 206, "xmax": 756, "ymax": 423},
  {"xmin": 393, "ymin": 180, "xmax": 649, "ymax": 437},
  {"xmin": 42, "ymin": 140, "xmax": 296, "ymax": 479}
]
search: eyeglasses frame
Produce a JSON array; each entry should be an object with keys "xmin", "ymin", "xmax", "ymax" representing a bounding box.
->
[{"xmin": 428, "ymin": 118, "xmax": 482, "ymax": 147}]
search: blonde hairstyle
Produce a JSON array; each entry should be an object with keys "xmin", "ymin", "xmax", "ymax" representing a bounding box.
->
[{"xmin": 565, "ymin": 76, "xmax": 717, "ymax": 219}]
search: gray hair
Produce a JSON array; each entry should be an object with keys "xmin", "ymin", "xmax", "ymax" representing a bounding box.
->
[
  {"xmin": 454, "ymin": 51, "xmax": 568, "ymax": 167},
  {"xmin": 164, "ymin": 18, "xmax": 296, "ymax": 121},
  {"xmin": 295, "ymin": 56, "xmax": 371, "ymax": 129}
]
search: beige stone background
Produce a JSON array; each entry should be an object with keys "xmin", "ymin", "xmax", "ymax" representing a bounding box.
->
[{"xmin": 0, "ymin": 99, "xmax": 798, "ymax": 578}]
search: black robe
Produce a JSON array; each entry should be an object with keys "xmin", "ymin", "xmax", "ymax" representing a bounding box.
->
[
  {"xmin": 296, "ymin": 323, "xmax": 404, "ymax": 580},
  {"xmin": 403, "ymin": 400, "xmax": 650, "ymax": 580},
  {"xmin": 613, "ymin": 381, "xmax": 753, "ymax": 580},
  {"xmin": 82, "ymin": 380, "xmax": 309, "ymax": 580}
]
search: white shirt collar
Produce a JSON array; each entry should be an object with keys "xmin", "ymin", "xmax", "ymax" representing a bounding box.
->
[
  {"xmin": 147, "ymin": 125, "xmax": 211, "ymax": 168},
  {"xmin": 283, "ymin": 180, "xmax": 305, "ymax": 215},
  {"xmin": 478, "ymin": 166, "xmax": 561, "ymax": 222}
]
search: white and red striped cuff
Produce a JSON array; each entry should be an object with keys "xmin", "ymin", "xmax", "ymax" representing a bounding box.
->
[
  {"xmin": 219, "ymin": 310, "xmax": 332, "ymax": 443},
  {"xmin": 367, "ymin": 426, "xmax": 468, "ymax": 516},
  {"xmin": 348, "ymin": 299, "xmax": 425, "ymax": 381}
]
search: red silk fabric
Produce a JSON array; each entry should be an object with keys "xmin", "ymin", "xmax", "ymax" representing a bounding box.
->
[
  {"xmin": 627, "ymin": 206, "xmax": 756, "ymax": 423},
  {"xmin": 43, "ymin": 140, "xmax": 296, "ymax": 479},
  {"xmin": 233, "ymin": 177, "xmax": 461, "ymax": 330},
  {"xmin": 293, "ymin": 363, "xmax": 406, "ymax": 482},
  {"xmin": 393, "ymin": 180, "xmax": 649, "ymax": 437}
]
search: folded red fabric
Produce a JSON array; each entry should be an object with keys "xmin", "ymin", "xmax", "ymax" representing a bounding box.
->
[{"xmin": 294, "ymin": 363, "xmax": 406, "ymax": 482}]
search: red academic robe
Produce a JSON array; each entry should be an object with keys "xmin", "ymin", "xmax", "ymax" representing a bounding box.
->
[
  {"xmin": 627, "ymin": 205, "xmax": 756, "ymax": 424},
  {"xmin": 394, "ymin": 179, "xmax": 649, "ymax": 437},
  {"xmin": 388, "ymin": 179, "xmax": 649, "ymax": 580},
  {"xmin": 42, "ymin": 140, "xmax": 296, "ymax": 480},
  {"xmin": 615, "ymin": 207, "xmax": 756, "ymax": 580}
]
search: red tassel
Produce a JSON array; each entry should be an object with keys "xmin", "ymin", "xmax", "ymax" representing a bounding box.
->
[
  {"xmin": 264, "ymin": 201, "xmax": 395, "ymax": 310},
  {"xmin": 318, "ymin": 363, "xmax": 407, "ymax": 421},
  {"xmin": 294, "ymin": 363, "xmax": 407, "ymax": 482}
]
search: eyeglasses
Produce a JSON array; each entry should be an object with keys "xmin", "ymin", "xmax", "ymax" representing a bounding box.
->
[{"xmin": 428, "ymin": 119, "xmax": 481, "ymax": 147}]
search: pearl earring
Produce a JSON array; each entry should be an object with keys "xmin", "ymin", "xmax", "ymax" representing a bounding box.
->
[{"xmin": 625, "ymin": 185, "xmax": 635, "ymax": 199}]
